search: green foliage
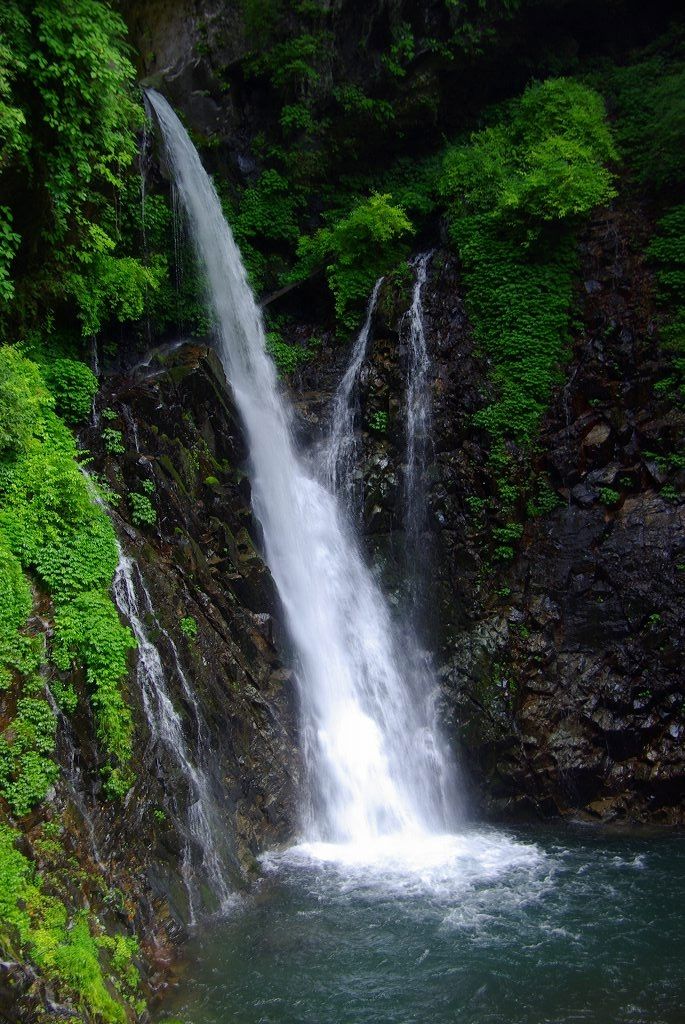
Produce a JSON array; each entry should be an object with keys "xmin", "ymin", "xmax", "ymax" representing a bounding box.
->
[
  {"xmin": 129, "ymin": 492, "xmax": 157, "ymax": 529},
  {"xmin": 0, "ymin": 347, "xmax": 135, "ymax": 799},
  {"xmin": 526, "ymin": 477, "xmax": 562, "ymax": 517},
  {"xmin": 102, "ymin": 428, "xmax": 125, "ymax": 455},
  {"xmin": 53, "ymin": 593, "xmax": 135, "ymax": 799},
  {"xmin": 296, "ymin": 193, "xmax": 412, "ymax": 326},
  {"xmin": 41, "ymin": 358, "xmax": 97, "ymax": 426},
  {"xmin": 0, "ymin": 0, "xmax": 150, "ymax": 335},
  {"xmin": 440, "ymin": 78, "xmax": 615, "ymax": 450},
  {"xmin": 381, "ymin": 22, "xmax": 415, "ymax": 78},
  {"xmin": 660, "ymin": 484, "xmax": 680, "ymax": 502},
  {"xmin": 229, "ymin": 169, "xmax": 306, "ymax": 288},
  {"xmin": 265, "ymin": 331, "xmax": 314, "ymax": 376},
  {"xmin": 68, "ymin": 250, "xmax": 167, "ymax": 337},
  {"xmin": 247, "ymin": 32, "xmax": 327, "ymax": 90},
  {"xmin": 0, "ymin": 695, "xmax": 58, "ymax": 816},
  {"xmin": 0, "ymin": 347, "xmax": 51, "ymax": 455},
  {"xmin": 368, "ymin": 410, "xmax": 389, "ymax": 434},
  {"xmin": 179, "ymin": 616, "xmax": 198, "ymax": 641},
  {"xmin": 0, "ymin": 825, "xmax": 135, "ymax": 1022},
  {"xmin": 599, "ymin": 487, "xmax": 620, "ymax": 507},
  {"xmin": 594, "ymin": 41, "xmax": 685, "ymax": 191},
  {"xmin": 0, "ymin": 541, "xmax": 39, "ymax": 689},
  {"xmin": 438, "ymin": 76, "xmax": 615, "ymax": 563},
  {"xmin": 441, "ymin": 78, "xmax": 616, "ymax": 238},
  {"xmin": 452, "ymin": 218, "xmax": 576, "ymax": 447},
  {"xmin": 492, "ymin": 523, "xmax": 524, "ymax": 544},
  {"xmin": 332, "ymin": 86, "xmax": 394, "ymax": 126}
]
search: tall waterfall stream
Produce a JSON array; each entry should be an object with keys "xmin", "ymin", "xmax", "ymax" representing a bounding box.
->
[{"xmin": 142, "ymin": 92, "xmax": 685, "ymax": 1024}]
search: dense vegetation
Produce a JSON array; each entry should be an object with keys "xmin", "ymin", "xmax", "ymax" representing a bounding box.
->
[{"xmin": 0, "ymin": 3, "xmax": 146, "ymax": 1018}]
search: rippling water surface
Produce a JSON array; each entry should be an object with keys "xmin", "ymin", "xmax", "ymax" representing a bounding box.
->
[{"xmin": 160, "ymin": 826, "xmax": 685, "ymax": 1024}]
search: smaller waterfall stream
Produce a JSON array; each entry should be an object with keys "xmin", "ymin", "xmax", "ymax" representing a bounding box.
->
[
  {"xmin": 321, "ymin": 278, "xmax": 382, "ymax": 508},
  {"xmin": 112, "ymin": 551, "xmax": 232, "ymax": 920},
  {"xmin": 403, "ymin": 252, "xmax": 434, "ymax": 577}
]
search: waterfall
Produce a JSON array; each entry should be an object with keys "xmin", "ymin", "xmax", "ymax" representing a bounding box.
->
[
  {"xmin": 321, "ymin": 278, "xmax": 382, "ymax": 510},
  {"xmin": 146, "ymin": 89, "xmax": 458, "ymax": 847},
  {"xmin": 112, "ymin": 551, "xmax": 232, "ymax": 919}
]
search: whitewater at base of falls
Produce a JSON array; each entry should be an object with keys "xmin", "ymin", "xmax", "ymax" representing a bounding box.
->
[{"xmin": 262, "ymin": 828, "xmax": 546, "ymax": 902}]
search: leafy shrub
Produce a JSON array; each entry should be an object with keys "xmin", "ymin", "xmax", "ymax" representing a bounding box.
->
[
  {"xmin": 41, "ymin": 358, "xmax": 97, "ymax": 425},
  {"xmin": 0, "ymin": 541, "xmax": 39, "ymax": 689},
  {"xmin": 441, "ymin": 78, "xmax": 616, "ymax": 237},
  {"xmin": 0, "ymin": 0, "xmax": 146, "ymax": 334},
  {"xmin": 265, "ymin": 331, "xmax": 314, "ymax": 376},
  {"xmin": 179, "ymin": 616, "xmax": 198, "ymax": 641},
  {"xmin": 0, "ymin": 696, "xmax": 59, "ymax": 816},
  {"xmin": 594, "ymin": 44, "xmax": 685, "ymax": 190},
  {"xmin": 295, "ymin": 193, "xmax": 412, "ymax": 326},
  {"xmin": 440, "ymin": 78, "xmax": 615, "ymax": 450},
  {"xmin": 0, "ymin": 347, "xmax": 52, "ymax": 454},
  {"xmin": 129, "ymin": 492, "xmax": 156, "ymax": 528},
  {"xmin": 102, "ymin": 428, "xmax": 125, "ymax": 455},
  {"xmin": 53, "ymin": 592, "xmax": 135, "ymax": 798}
]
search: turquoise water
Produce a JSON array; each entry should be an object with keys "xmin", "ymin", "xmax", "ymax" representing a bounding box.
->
[{"xmin": 161, "ymin": 826, "xmax": 684, "ymax": 1024}]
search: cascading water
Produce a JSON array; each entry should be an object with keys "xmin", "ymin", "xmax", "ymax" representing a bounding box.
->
[
  {"xmin": 112, "ymin": 550, "xmax": 232, "ymax": 918},
  {"xmin": 321, "ymin": 278, "xmax": 382, "ymax": 509},
  {"xmin": 146, "ymin": 88, "xmax": 457, "ymax": 849}
]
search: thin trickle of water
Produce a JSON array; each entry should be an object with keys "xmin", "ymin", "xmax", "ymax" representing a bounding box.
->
[
  {"xmin": 146, "ymin": 89, "xmax": 458, "ymax": 848},
  {"xmin": 45, "ymin": 688, "xmax": 106, "ymax": 871},
  {"xmin": 90, "ymin": 335, "xmax": 100, "ymax": 427},
  {"xmin": 112, "ymin": 551, "xmax": 232, "ymax": 920},
  {"xmin": 121, "ymin": 404, "xmax": 141, "ymax": 453},
  {"xmin": 321, "ymin": 278, "xmax": 382, "ymax": 510},
  {"xmin": 403, "ymin": 252, "xmax": 433, "ymax": 576}
]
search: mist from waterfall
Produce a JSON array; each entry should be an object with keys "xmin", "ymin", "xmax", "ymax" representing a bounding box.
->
[{"xmin": 145, "ymin": 89, "xmax": 458, "ymax": 849}]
